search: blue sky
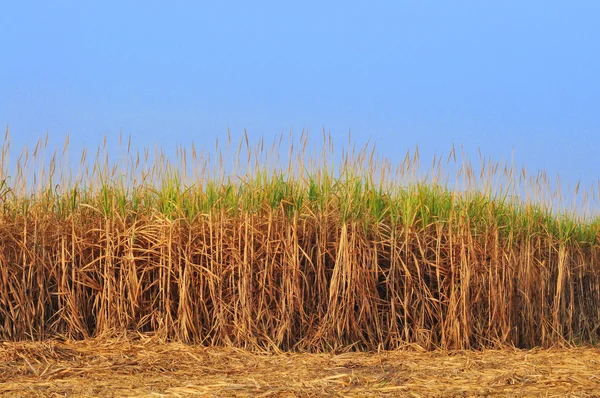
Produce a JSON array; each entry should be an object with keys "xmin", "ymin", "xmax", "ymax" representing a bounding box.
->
[{"xmin": 1, "ymin": 1, "xmax": 599, "ymax": 206}]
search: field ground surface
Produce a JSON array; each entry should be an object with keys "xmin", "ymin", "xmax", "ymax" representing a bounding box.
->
[{"xmin": 1, "ymin": 336, "xmax": 599, "ymax": 397}]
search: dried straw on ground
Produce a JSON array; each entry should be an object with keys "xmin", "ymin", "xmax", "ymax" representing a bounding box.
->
[{"xmin": 1, "ymin": 336, "xmax": 599, "ymax": 397}]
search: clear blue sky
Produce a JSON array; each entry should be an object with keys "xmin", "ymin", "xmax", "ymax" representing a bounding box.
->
[{"xmin": 1, "ymin": 1, "xmax": 599, "ymax": 203}]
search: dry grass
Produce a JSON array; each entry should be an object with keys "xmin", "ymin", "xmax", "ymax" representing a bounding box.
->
[
  {"xmin": 1, "ymin": 336, "xmax": 599, "ymax": 397},
  {"xmin": 0, "ymin": 129, "xmax": 599, "ymax": 351}
]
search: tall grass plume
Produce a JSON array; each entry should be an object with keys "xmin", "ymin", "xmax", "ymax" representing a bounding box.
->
[{"xmin": 0, "ymin": 128, "xmax": 599, "ymax": 351}]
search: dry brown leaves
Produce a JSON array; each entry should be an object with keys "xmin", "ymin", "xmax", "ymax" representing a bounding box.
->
[{"xmin": 1, "ymin": 336, "xmax": 599, "ymax": 397}]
